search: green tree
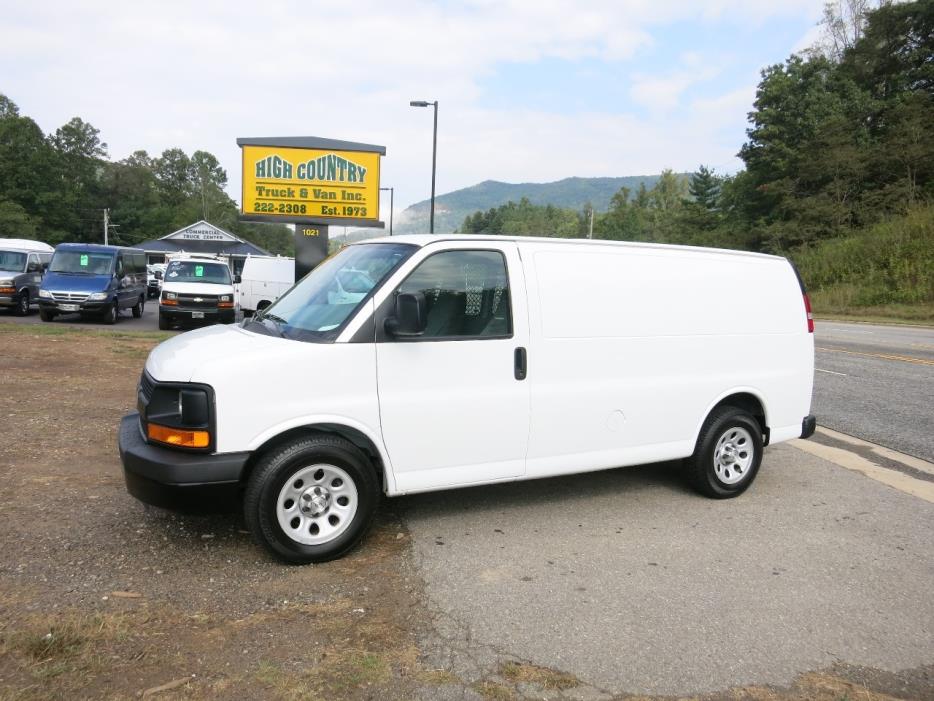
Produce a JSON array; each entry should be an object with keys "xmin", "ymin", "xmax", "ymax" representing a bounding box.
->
[{"xmin": 688, "ymin": 165, "xmax": 722, "ymax": 210}]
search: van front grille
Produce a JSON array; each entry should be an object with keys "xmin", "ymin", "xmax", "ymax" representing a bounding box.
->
[
  {"xmin": 177, "ymin": 294, "xmax": 219, "ymax": 309},
  {"xmin": 51, "ymin": 291, "xmax": 90, "ymax": 302}
]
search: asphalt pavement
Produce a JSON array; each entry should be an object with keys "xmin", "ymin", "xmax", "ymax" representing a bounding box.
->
[
  {"xmin": 402, "ymin": 443, "xmax": 934, "ymax": 697},
  {"xmin": 813, "ymin": 320, "xmax": 934, "ymax": 462},
  {"xmin": 3, "ymin": 298, "xmax": 181, "ymax": 332}
]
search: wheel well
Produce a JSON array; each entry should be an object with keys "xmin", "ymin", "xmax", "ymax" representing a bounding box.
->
[
  {"xmin": 710, "ymin": 393, "xmax": 769, "ymax": 443},
  {"xmin": 240, "ymin": 424, "xmax": 386, "ymax": 491}
]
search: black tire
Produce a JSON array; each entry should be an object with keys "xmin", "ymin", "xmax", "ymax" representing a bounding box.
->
[
  {"xmin": 244, "ymin": 434, "xmax": 380, "ymax": 564},
  {"xmin": 132, "ymin": 297, "xmax": 144, "ymax": 318},
  {"xmin": 39, "ymin": 308, "xmax": 55, "ymax": 322},
  {"xmin": 103, "ymin": 301, "xmax": 118, "ymax": 325},
  {"xmin": 158, "ymin": 313, "xmax": 170, "ymax": 330},
  {"xmin": 14, "ymin": 290, "xmax": 29, "ymax": 316},
  {"xmin": 686, "ymin": 406, "xmax": 763, "ymax": 499}
]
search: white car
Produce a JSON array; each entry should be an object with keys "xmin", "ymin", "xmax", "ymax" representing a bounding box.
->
[{"xmin": 120, "ymin": 235, "xmax": 816, "ymax": 564}]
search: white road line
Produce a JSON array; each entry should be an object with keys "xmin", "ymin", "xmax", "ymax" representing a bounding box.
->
[
  {"xmin": 815, "ymin": 368, "xmax": 847, "ymax": 376},
  {"xmin": 792, "ymin": 430, "xmax": 934, "ymax": 503}
]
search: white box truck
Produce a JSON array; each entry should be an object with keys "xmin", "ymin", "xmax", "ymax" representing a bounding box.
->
[
  {"xmin": 238, "ymin": 255, "xmax": 294, "ymax": 314},
  {"xmin": 119, "ymin": 235, "xmax": 816, "ymax": 564}
]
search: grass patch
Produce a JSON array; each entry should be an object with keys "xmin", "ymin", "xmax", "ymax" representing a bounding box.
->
[
  {"xmin": 471, "ymin": 680, "xmax": 516, "ymax": 700},
  {"xmin": 500, "ymin": 661, "xmax": 579, "ymax": 690},
  {"xmin": 0, "ymin": 322, "xmax": 174, "ymax": 342},
  {"xmin": 790, "ymin": 206, "xmax": 934, "ymax": 320},
  {"xmin": 2, "ymin": 612, "xmax": 131, "ymax": 684},
  {"xmin": 416, "ymin": 668, "xmax": 460, "ymax": 685}
]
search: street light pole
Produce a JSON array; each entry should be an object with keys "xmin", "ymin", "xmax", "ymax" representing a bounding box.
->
[{"xmin": 409, "ymin": 100, "xmax": 438, "ymax": 234}]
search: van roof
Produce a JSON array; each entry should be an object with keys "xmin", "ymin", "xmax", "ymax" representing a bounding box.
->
[
  {"xmin": 55, "ymin": 243, "xmax": 144, "ymax": 253},
  {"xmin": 354, "ymin": 234, "xmax": 786, "ymax": 262}
]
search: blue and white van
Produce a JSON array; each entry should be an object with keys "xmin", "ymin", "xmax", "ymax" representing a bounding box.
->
[{"xmin": 39, "ymin": 244, "xmax": 148, "ymax": 324}]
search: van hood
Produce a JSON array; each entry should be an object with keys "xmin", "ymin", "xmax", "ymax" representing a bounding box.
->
[
  {"xmin": 40, "ymin": 271, "xmax": 111, "ymax": 293},
  {"xmin": 161, "ymin": 281, "xmax": 233, "ymax": 295},
  {"xmin": 146, "ymin": 323, "xmax": 287, "ymax": 382}
]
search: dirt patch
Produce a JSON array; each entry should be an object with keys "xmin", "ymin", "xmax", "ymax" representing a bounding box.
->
[{"xmin": 0, "ymin": 323, "xmax": 429, "ymax": 700}]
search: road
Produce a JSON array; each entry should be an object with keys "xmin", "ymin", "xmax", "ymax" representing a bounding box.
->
[
  {"xmin": 403, "ymin": 442, "xmax": 934, "ymax": 697},
  {"xmin": 813, "ymin": 320, "xmax": 934, "ymax": 462}
]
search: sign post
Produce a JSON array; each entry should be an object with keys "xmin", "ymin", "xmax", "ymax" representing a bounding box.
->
[
  {"xmin": 237, "ymin": 136, "xmax": 386, "ymax": 280},
  {"xmin": 295, "ymin": 224, "xmax": 328, "ymax": 280}
]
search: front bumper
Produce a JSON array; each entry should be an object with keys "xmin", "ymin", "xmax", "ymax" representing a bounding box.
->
[
  {"xmin": 159, "ymin": 305, "xmax": 235, "ymax": 324},
  {"xmin": 39, "ymin": 298, "xmax": 111, "ymax": 314},
  {"xmin": 0, "ymin": 291, "xmax": 22, "ymax": 308},
  {"xmin": 119, "ymin": 413, "xmax": 249, "ymax": 512}
]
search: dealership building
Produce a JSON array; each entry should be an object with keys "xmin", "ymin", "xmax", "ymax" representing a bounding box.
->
[{"xmin": 135, "ymin": 221, "xmax": 270, "ymax": 276}]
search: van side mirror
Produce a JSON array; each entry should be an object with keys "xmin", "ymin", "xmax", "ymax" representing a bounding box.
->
[
  {"xmin": 385, "ymin": 292, "xmax": 427, "ymax": 337},
  {"xmin": 234, "ymin": 274, "xmax": 242, "ymax": 284}
]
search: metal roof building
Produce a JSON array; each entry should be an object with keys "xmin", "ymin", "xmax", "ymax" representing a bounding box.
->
[{"xmin": 135, "ymin": 221, "xmax": 270, "ymax": 275}]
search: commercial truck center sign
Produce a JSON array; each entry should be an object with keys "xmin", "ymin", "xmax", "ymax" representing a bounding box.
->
[{"xmin": 237, "ymin": 136, "xmax": 385, "ymax": 227}]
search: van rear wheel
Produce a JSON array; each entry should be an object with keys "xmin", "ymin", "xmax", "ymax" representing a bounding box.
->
[
  {"xmin": 244, "ymin": 434, "xmax": 379, "ymax": 564},
  {"xmin": 686, "ymin": 407, "xmax": 763, "ymax": 498}
]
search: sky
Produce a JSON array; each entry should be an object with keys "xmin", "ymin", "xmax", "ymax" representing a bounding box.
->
[{"xmin": 1, "ymin": 0, "xmax": 826, "ymax": 219}]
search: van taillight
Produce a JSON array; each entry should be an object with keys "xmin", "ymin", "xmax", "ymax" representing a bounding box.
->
[{"xmin": 803, "ymin": 294, "xmax": 814, "ymax": 333}]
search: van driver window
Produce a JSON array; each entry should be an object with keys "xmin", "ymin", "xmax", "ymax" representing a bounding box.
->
[{"xmin": 397, "ymin": 250, "xmax": 511, "ymax": 339}]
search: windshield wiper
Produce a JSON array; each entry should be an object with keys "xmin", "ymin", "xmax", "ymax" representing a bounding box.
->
[{"xmin": 254, "ymin": 312, "xmax": 287, "ymax": 338}]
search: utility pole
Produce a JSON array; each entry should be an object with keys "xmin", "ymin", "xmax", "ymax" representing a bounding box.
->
[
  {"xmin": 588, "ymin": 206, "xmax": 594, "ymax": 239},
  {"xmin": 103, "ymin": 208, "xmax": 109, "ymax": 245},
  {"xmin": 380, "ymin": 187, "xmax": 394, "ymax": 235}
]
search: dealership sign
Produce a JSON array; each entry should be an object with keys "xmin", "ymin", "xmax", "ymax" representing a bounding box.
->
[{"xmin": 237, "ymin": 136, "xmax": 385, "ymax": 227}]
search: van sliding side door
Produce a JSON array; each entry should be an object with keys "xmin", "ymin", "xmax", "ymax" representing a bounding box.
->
[{"xmin": 374, "ymin": 242, "xmax": 531, "ymax": 493}]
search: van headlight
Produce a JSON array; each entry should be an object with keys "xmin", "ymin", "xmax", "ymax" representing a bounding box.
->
[
  {"xmin": 39, "ymin": 289, "xmax": 52, "ymax": 299},
  {"xmin": 163, "ymin": 291, "xmax": 177, "ymax": 300},
  {"xmin": 88, "ymin": 292, "xmax": 108, "ymax": 301},
  {"xmin": 143, "ymin": 383, "xmax": 212, "ymax": 450}
]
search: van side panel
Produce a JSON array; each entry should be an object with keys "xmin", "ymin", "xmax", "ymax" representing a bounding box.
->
[{"xmin": 522, "ymin": 244, "xmax": 813, "ymax": 478}]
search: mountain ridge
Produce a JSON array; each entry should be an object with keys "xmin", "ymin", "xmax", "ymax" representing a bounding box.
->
[{"xmin": 337, "ymin": 174, "xmax": 682, "ymax": 240}]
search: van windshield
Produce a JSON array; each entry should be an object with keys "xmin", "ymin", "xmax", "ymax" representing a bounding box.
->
[
  {"xmin": 250, "ymin": 243, "xmax": 416, "ymax": 341},
  {"xmin": 50, "ymin": 251, "xmax": 114, "ymax": 275},
  {"xmin": 165, "ymin": 261, "xmax": 231, "ymax": 284},
  {"xmin": 0, "ymin": 250, "xmax": 27, "ymax": 272}
]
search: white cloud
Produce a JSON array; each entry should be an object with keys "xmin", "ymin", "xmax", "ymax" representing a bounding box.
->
[{"xmin": 0, "ymin": 0, "xmax": 826, "ymax": 216}]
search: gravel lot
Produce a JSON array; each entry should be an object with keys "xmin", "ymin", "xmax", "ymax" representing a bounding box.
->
[{"xmin": 1, "ymin": 320, "xmax": 931, "ymax": 701}]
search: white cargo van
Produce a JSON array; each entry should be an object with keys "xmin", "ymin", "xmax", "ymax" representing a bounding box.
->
[
  {"xmin": 238, "ymin": 255, "xmax": 294, "ymax": 314},
  {"xmin": 119, "ymin": 235, "xmax": 816, "ymax": 564}
]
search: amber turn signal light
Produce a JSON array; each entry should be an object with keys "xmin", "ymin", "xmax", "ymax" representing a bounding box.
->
[{"xmin": 147, "ymin": 422, "xmax": 210, "ymax": 448}]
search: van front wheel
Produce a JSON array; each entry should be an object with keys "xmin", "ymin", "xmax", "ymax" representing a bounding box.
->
[
  {"xmin": 244, "ymin": 434, "xmax": 379, "ymax": 564},
  {"xmin": 687, "ymin": 407, "xmax": 763, "ymax": 499}
]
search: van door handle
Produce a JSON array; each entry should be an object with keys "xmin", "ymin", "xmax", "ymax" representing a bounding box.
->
[{"xmin": 514, "ymin": 347, "xmax": 527, "ymax": 381}]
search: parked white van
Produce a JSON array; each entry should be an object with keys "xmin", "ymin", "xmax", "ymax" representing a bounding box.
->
[
  {"xmin": 238, "ymin": 255, "xmax": 294, "ymax": 314},
  {"xmin": 119, "ymin": 235, "xmax": 816, "ymax": 563},
  {"xmin": 158, "ymin": 253, "xmax": 239, "ymax": 330}
]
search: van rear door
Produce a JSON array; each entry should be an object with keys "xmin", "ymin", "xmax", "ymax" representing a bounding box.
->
[{"xmin": 375, "ymin": 242, "xmax": 529, "ymax": 493}]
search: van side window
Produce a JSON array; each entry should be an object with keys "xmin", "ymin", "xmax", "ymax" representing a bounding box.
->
[{"xmin": 397, "ymin": 250, "xmax": 511, "ymax": 339}]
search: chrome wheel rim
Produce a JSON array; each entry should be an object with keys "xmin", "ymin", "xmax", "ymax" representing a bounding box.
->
[
  {"xmin": 713, "ymin": 426, "xmax": 753, "ymax": 485},
  {"xmin": 276, "ymin": 464, "xmax": 358, "ymax": 545}
]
